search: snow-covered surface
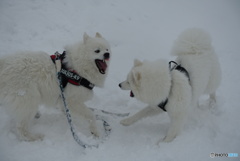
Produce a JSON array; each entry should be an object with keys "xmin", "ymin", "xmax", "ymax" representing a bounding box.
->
[{"xmin": 0, "ymin": 0, "xmax": 239, "ymax": 161}]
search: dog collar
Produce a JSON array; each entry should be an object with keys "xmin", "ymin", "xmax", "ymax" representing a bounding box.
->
[{"xmin": 51, "ymin": 51, "xmax": 95, "ymax": 90}]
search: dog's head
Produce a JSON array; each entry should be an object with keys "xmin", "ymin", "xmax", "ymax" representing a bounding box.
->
[
  {"xmin": 119, "ymin": 59, "xmax": 142, "ymax": 98},
  {"xmin": 64, "ymin": 33, "xmax": 111, "ymax": 87},
  {"xmin": 119, "ymin": 59, "xmax": 171, "ymax": 106},
  {"xmin": 83, "ymin": 32, "xmax": 111, "ymax": 75}
]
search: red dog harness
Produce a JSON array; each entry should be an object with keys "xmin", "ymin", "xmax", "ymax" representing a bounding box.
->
[{"xmin": 50, "ymin": 51, "xmax": 94, "ymax": 90}]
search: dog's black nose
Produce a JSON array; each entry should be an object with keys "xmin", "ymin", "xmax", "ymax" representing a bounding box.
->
[
  {"xmin": 104, "ymin": 53, "xmax": 110, "ymax": 60},
  {"xmin": 119, "ymin": 83, "xmax": 122, "ymax": 88}
]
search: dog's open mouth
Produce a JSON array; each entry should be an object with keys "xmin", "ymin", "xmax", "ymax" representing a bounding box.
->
[
  {"xmin": 130, "ymin": 91, "xmax": 134, "ymax": 97},
  {"xmin": 95, "ymin": 59, "xmax": 108, "ymax": 74}
]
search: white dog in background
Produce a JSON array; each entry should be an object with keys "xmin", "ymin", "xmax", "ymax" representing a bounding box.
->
[
  {"xmin": 0, "ymin": 33, "xmax": 111, "ymax": 141},
  {"xmin": 119, "ymin": 28, "xmax": 221, "ymax": 143}
]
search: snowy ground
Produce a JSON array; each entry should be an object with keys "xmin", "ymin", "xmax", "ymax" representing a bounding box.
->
[{"xmin": 0, "ymin": 0, "xmax": 240, "ymax": 161}]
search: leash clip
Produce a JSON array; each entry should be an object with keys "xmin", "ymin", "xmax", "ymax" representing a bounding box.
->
[{"xmin": 54, "ymin": 51, "xmax": 62, "ymax": 72}]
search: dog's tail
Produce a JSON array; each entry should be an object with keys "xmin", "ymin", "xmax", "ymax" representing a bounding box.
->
[{"xmin": 171, "ymin": 28, "xmax": 213, "ymax": 56}]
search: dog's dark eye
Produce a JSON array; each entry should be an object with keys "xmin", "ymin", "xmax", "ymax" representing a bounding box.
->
[{"xmin": 95, "ymin": 49, "xmax": 100, "ymax": 53}]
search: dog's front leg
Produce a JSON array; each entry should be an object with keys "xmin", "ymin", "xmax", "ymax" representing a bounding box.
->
[
  {"xmin": 120, "ymin": 105, "xmax": 162, "ymax": 126},
  {"xmin": 68, "ymin": 102, "xmax": 99, "ymax": 137},
  {"xmin": 157, "ymin": 110, "xmax": 187, "ymax": 143},
  {"xmin": 80, "ymin": 104, "xmax": 99, "ymax": 137},
  {"xmin": 86, "ymin": 112, "xmax": 99, "ymax": 137}
]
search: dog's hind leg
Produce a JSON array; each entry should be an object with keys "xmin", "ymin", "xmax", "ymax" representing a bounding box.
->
[
  {"xmin": 16, "ymin": 119, "xmax": 43, "ymax": 141},
  {"xmin": 158, "ymin": 113, "xmax": 186, "ymax": 143},
  {"xmin": 14, "ymin": 103, "xmax": 43, "ymax": 141},
  {"xmin": 120, "ymin": 106, "xmax": 163, "ymax": 126},
  {"xmin": 210, "ymin": 93, "xmax": 216, "ymax": 102},
  {"xmin": 157, "ymin": 105, "xmax": 188, "ymax": 143},
  {"xmin": 209, "ymin": 92, "xmax": 217, "ymax": 108},
  {"xmin": 162, "ymin": 118, "xmax": 183, "ymax": 142}
]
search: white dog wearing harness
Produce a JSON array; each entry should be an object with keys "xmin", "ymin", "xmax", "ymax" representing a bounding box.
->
[
  {"xmin": 119, "ymin": 28, "xmax": 221, "ymax": 143},
  {"xmin": 0, "ymin": 32, "xmax": 111, "ymax": 142}
]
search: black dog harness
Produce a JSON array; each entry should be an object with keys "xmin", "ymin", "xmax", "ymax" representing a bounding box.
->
[
  {"xmin": 157, "ymin": 61, "xmax": 190, "ymax": 112},
  {"xmin": 50, "ymin": 51, "xmax": 95, "ymax": 90},
  {"xmin": 157, "ymin": 98, "xmax": 168, "ymax": 112},
  {"xmin": 169, "ymin": 61, "xmax": 190, "ymax": 83}
]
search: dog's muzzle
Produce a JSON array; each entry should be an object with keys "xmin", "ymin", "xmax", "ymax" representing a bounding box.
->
[{"xmin": 119, "ymin": 83, "xmax": 135, "ymax": 97}]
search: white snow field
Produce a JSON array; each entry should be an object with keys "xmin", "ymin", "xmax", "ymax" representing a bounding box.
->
[{"xmin": 0, "ymin": 0, "xmax": 239, "ymax": 161}]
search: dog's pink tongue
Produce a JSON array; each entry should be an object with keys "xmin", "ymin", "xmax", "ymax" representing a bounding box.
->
[{"xmin": 99, "ymin": 61, "xmax": 107, "ymax": 71}]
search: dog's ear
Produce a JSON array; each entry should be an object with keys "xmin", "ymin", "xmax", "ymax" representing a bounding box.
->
[
  {"xmin": 95, "ymin": 32, "xmax": 102, "ymax": 38},
  {"xmin": 131, "ymin": 69, "xmax": 141, "ymax": 86},
  {"xmin": 83, "ymin": 32, "xmax": 90, "ymax": 44},
  {"xmin": 134, "ymin": 59, "xmax": 143, "ymax": 67}
]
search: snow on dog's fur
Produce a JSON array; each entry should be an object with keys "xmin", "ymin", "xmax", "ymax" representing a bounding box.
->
[
  {"xmin": 0, "ymin": 32, "xmax": 111, "ymax": 141},
  {"xmin": 119, "ymin": 28, "xmax": 221, "ymax": 143}
]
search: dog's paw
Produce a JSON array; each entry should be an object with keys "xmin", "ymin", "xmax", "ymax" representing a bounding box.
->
[
  {"xmin": 90, "ymin": 126, "xmax": 99, "ymax": 138},
  {"xmin": 120, "ymin": 118, "xmax": 133, "ymax": 126},
  {"xmin": 156, "ymin": 135, "xmax": 176, "ymax": 144},
  {"xmin": 88, "ymin": 119, "xmax": 100, "ymax": 137},
  {"xmin": 22, "ymin": 133, "xmax": 44, "ymax": 142},
  {"xmin": 91, "ymin": 131, "xmax": 99, "ymax": 137},
  {"xmin": 209, "ymin": 99, "xmax": 217, "ymax": 109},
  {"xmin": 18, "ymin": 127, "xmax": 44, "ymax": 141},
  {"xmin": 162, "ymin": 135, "xmax": 175, "ymax": 142},
  {"xmin": 33, "ymin": 133, "xmax": 44, "ymax": 141},
  {"xmin": 156, "ymin": 136, "xmax": 173, "ymax": 145},
  {"xmin": 34, "ymin": 112, "xmax": 41, "ymax": 119}
]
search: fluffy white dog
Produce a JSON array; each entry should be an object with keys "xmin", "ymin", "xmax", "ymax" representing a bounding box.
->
[
  {"xmin": 0, "ymin": 33, "xmax": 111, "ymax": 141},
  {"xmin": 119, "ymin": 28, "xmax": 221, "ymax": 143}
]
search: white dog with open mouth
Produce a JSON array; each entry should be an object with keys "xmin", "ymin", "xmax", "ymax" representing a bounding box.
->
[
  {"xmin": 0, "ymin": 32, "xmax": 111, "ymax": 141},
  {"xmin": 119, "ymin": 28, "xmax": 221, "ymax": 143}
]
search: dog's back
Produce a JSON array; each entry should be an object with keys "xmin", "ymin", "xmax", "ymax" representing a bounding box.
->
[
  {"xmin": 0, "ymin": 52, "xmax": 59, "ymax": 109},
  {"xmin": 171, "ymin": 28, "xmax": 221, "ymax": 107}
]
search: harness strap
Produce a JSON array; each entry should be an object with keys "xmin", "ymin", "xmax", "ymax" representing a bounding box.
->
[
  {"xmin": 169, "ymin": 61, "xmax": 190, "ymax": 82},
  {"xmin": 51, "ymin": 51, "xmax": 95, "ymax": 90},
  {"xmin": 60, "ymin": 68, "xmax": 94, "ymax": 90},
  {"xmin": 158, "ymin": 98, "xmax": 168, "ymax": 112},
  {"xmin": 157, "ymin": 61, "xmax": 190, "ymax": 112}
]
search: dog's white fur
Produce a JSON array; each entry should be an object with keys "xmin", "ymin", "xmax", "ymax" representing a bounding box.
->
[
  {"xmin": 119, "ymin": 28, "xmax": 221, "ymax": 143},
  {"xmin": 0, "ymin": 33, "xmax": 111, "ymax": 141}
]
